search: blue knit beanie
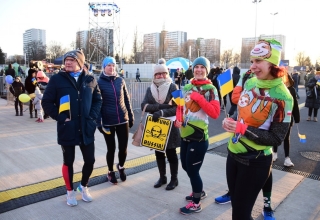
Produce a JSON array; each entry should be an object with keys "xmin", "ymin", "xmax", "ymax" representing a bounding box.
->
[
  {"xmin": 102, "ymin": 57, "xmax": 116, "ymax": 69},
  {"xmin": 192, "ymin": 56, "xmax": 210, "ymax": 74}
]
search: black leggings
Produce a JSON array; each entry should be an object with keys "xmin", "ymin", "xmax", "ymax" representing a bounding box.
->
[
  {"xmin": 61, "ymin": 142, "xmax": 95, "ymax": 190},
  {"xmin": 14, "ymin": 97, "xmax": 23, "ymax": 112},
  {"xmin": 102, "ymin": 123, "xmax": 129, "ymax": 171},
  {"xmin": 155, "ymin": 148, "xmax": 178, "ymax": 164},
  {"xmin": 308, "ymin": 108, "xmax": 318, "ymax": 117},
  {"xmin": 227, "ymin": 153, "xmax": 272, "ymax": 220},
  {"xmin": 273, "ymin": 125, "xmax": 292, "ymax": 157},
  {"xmin": 180, "ymin": 139, "xmax": 208, "ymax": 204}
]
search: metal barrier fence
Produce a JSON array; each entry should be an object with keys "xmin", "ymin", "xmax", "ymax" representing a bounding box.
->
[
  {"xmin": 126, "ymin": 81, "xmax": 151, "ymax": 111},
  {"xmin": 0, "ymin": 76, "xmax": 151, "ymax": 111}
]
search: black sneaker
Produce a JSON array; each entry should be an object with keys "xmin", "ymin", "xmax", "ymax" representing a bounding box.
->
[
  {"xmin": 117, "ymin": 164, "xmax": 127, "ymax": 182},
  {"xmin": 185, "ymin": 191, "xmax": 207, "ymax": 201},
  {"xmin": 107, "ymin": 171, "xmax": 118, "ymax": 185}
]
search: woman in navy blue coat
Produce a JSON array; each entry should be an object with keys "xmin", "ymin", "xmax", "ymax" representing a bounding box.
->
[{"xmin": 97, "ymin": 57, "xmax": 134, "ymax": 185}]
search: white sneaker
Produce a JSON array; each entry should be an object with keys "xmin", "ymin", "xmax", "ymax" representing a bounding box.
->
[
  {"xmin": 284, "ymin": 157, "xmax": 294, "ymax": 167},
  {"xmin": 66, "ymin": 190, "xmax": 77, "ymax": 206},
  {"xmin": 273, "ymin": 152, "xmax": 278, "ymax": 162},
  {"xmin": 77, "ymin": 184, "xmax": 93, "ymax": 202}
]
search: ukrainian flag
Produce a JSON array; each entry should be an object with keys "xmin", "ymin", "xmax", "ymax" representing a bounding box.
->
[
  {"xmin": 32, "ymin": 78, "xmax": 37, "ymax": 85},
  {"xmin": 217, "ymin": 69, "xmax": 233, "ymax": 97},
  {"xmin": 298, "ymin": 133, "xmax": 306, "ymax": 143},
  {"xmin": 59, "ymin": 95, "xmax": 70, "ymax": 113},
  {"xmin": 171, "ymin": 90, "xmax": 185, "ymax": 106}
]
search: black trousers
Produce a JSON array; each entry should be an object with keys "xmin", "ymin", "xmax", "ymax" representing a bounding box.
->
[
  {"xmin": 14, "ymin": 97, "xmax": 23, "ymax": 112},
  {"xmin": 102, "ymin": 123, "xmax": 129, "ymax": 171},
  {"xmin": 61, "ymin": 142, "xmax": 95, "ymax": 190},
  {"xmin": 227, "ymin": 152, "xmax": 272, "ymax": 220}
]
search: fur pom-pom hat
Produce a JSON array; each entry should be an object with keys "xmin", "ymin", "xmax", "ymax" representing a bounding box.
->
[
  {"xmin": 192, "ymin": 56, "xmax": 210, "ymax": 74},
  {"xmin": 250, "ymin": 39, "xmax": 282, "ymax": 66},
  {"xmin": 153, "ymin": 58, "xmax": 168, "ymax": 76}
]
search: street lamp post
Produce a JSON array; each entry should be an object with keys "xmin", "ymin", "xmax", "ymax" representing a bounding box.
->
[
  {"xmin": 252, "ymin": 0, "xmax": 262, "ymax": 44},
  {"xmin": 270, "ymin": 12, "xmax": 278, "ymax": 38}
]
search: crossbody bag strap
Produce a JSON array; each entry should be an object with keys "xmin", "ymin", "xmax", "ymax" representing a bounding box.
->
[{"xmin": 140, "ymin": 104, "xmax": 148, "ymax": 123}]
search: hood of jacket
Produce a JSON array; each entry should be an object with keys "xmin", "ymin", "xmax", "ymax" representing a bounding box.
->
[{"xmin": 233, "ymin": 66, "xmax": 240, "ymax": 75}]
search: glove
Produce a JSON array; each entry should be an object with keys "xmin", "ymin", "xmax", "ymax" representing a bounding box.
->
[
  {"xmin": 159, "ymin": 104, "xmax": 171, "ymax": 109},
  {"xmin": 152, "ymin": 111, "xmax": 162, "ymax": 122},
  {"xmin": 235, "ymin": 122, "xmax": 248, "ymax": 135},
  {"xmin": 190, "ymin": 92, "xmax": 203, "ymax": 102},
  {"xmin": 129, "ymin": 121, "xmax": 133, "ymax": 128},
  {"xmin": 97, "ymin": 127, "xmax": 104, "ymax": 134}
]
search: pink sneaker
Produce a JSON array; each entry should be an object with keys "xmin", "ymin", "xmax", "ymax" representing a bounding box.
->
[
  {"xmin": 38, "ymin": 119, "xmax": 44, "ymax": 123},
  {"xmin": 35, "ymin": 118, "xmax": 40, "ymax": 122}
]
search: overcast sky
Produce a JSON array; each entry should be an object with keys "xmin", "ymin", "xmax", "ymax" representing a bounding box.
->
[{"xmin": 0, "ymin": 0, "xmax": 318, "ymax": 66}]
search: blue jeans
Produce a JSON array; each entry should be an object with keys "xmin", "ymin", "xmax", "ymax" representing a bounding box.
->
[{"xmin": 180, "ymin": 139, "xmax": 208, "ymax": 203}]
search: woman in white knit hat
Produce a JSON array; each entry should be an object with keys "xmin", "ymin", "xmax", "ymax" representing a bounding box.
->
[{"xmin": 141, "ymin": 58, "xmax": 180, "ymax": 190}]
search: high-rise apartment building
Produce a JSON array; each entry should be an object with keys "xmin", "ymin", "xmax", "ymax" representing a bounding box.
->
[
  {"xmin": 241, "ymin": 34, "xmax": 286, "ymax": 67},
  {"xmin": 143, "ymin": 30, "xmax": 187, "ymax": 63},
  {"xmin": 76, "ymin": 30, "xmax": 89, "ymax": 51},
  {"xmin": 23, "ymin": 28, "xmax": 46, "ymax": 54}
]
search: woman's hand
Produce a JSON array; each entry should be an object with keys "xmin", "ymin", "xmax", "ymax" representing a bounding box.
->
[
  {"xmin": 175, "ymin": 120, "xmax": 182, "ymax": 128},
  {"xmin": 222, "ymin": 118, "xmax": 237, "ymax": 133}
]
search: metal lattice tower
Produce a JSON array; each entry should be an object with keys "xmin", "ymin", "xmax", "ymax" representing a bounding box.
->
[{"xmin": 87, "ymin": 2, "xmax": 120, "ymax": 68}]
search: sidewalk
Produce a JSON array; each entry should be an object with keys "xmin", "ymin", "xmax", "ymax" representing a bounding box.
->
[{"xmin": 0, "ymin": 98, "xmax": 319, "ymax": 219}]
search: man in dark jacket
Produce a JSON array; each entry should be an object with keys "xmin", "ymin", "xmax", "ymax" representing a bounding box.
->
[
  {"xmin": 292, "ymin": 70, "xmax": 300, "ymax": 99},
  {"xmin": 5, "ymin": 64, "xmax": 15, "ymax": 78},
  {"xmin": 228, "ymin": 66, "xmax": 241, "ymax": 116},
  {"xmin": 184, "ymin": 65, "xmax": 193, "ymax": 83},
  {"xmin": 42, "ymin": 50, "xmax": 102, "ymax": 207}
]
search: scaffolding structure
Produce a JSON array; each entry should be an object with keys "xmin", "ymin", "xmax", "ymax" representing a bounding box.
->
[{"xmin": 87, "ymin": 2, "xmax": 120, "ymax": 68}]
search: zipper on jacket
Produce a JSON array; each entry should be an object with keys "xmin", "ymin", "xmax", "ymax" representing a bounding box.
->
[{"xmin": 111, "ymin": 80, "xmax": 121, "ymax": 123}]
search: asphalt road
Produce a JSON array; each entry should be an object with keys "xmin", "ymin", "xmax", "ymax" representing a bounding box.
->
[{"xmin": 131, "ymin": 87, "xmax": 320, "ymax": 178}]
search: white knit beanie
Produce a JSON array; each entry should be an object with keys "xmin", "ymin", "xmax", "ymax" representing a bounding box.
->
[{"xmin": 153, "ymin": 58, "xmax": 169, "ymax": 76}]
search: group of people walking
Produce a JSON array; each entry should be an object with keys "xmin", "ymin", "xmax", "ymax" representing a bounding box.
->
[{"xmin": 37, "ymin": 37, "xmax": 317, "ymax": 220}]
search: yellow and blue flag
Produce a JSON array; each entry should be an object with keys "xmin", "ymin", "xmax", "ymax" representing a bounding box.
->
[
  {"xmin": 59, "ymin": 95, "xmax": 70, "ymax": 113},
  {"xmin": 32, "ymin": 78, "xmax": 37, "ymax": 85},
  {"xmin": 217, "ymin": 69, "xmax": 233, "ymax": 97},
  {"xmin": 298, "ymin": 133, "xmax": 306, "ymax": 143},
  {"xmin": 296, "ymin": 125, "xmax": 306, "ymax": 143},
  {"xmin": 171, "ymin": 90, "xmax": 185, "ymax": 106}
]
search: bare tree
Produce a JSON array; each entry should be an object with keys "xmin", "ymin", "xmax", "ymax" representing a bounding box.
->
[
  {"xmin": 232, "ymin": 53, "xmax": 241, "ymax": 67},
  {"xmin": 0, "ymin": 47, "xmax": 5, "ymax": 64},
  {"xmin": 220, "ymin": 49, "xmax": 233, "ymax": 69},
  {"xmin": 304, "ymin": 56, "xmax": 312, "ymax": 67},
  {"xmin": 24, "ymin": 40, "xmax": 46, "ymax": 61},
  {"xmin": 131, "ymin": 27, "xmax": 144, "ymax": 64},
  {"xmin": 47, "ymin": 41, "xmax": 68, "ymax": 61},
  {"xmin": 240, "ymin": 45, "xmax": 252, "ymax": 68},
  {"xmin": 295, "ymin": 52, "xmax": 306, "ymax": 66}
]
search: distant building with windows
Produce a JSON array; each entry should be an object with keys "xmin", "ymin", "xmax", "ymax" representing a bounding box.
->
[
  {"xmin": 143, "ymin": 30, "xmax": 187, "ymax": 63},
  {"xmin": 23, "ymin": 29, "xmax": 46, "ymax": 54},
  {"xmin": 241, "ymin": 34, "xmax": 286, "ymax": 68}
]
